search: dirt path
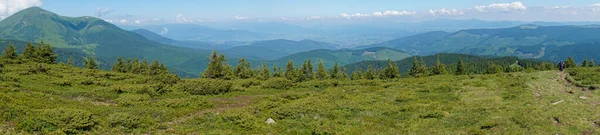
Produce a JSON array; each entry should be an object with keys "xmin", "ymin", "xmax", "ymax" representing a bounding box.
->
[
  {"xmin": 163, "ymin": 95, "xmax": 258, "ymax": 126},
  {"xmin": 558, "ymin": 71, "xmax": 591, "ymax": 92}
]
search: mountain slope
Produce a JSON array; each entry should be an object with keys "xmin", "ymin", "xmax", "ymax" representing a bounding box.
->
[
  {"xmin": 223, "ymin": 39, "xmax": 339, "ymax": 60},
  {"xmin": 343, "ymin": 53, "xmax": 547, "ymax": 75},
  {"xmin": 364, "ymin": 31, "xmax": 451, "ymax": 54},
  {"xmin": 140, "ymin": 24, "xmax": 268, "ymax": 42},
  {"xmin": 0, "ymin": 7, "xmax": 210, "ymax": 77},
  {"xmin": 269, "ymin": 47, "xmax": 411, "ymax": 68}
]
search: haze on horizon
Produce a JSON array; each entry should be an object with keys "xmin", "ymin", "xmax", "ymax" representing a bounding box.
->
[{"xmin": 1, "ymin": 0, "xmax": 600, "ymax": 27}]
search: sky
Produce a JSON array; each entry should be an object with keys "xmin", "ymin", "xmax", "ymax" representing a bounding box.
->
[{"xmin": 2, "ymin": 0, "xmax": 600, "ymax": 25}]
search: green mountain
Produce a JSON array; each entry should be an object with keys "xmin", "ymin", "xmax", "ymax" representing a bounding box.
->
[
  {"xmin": 270, "ymin": 47, "xmax": 411, "ymax": 68},
  {"xmin": 371, "ymin": 25, "xmax": 600, "ymax": 62},
  {"xmin": 343, "ymin": 53, "xmax": 546, "ymax": 75},
  {"xmin": 0, "ymin": 7, "xmax": 210, "ymax": 77},
  {"xmin": 223, "ymin": 39, "xmax": 339, "ymax": 60}
]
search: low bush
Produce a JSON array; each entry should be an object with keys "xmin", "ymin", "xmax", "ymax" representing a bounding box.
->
[
  {"xmin": 107, "ymin": 112, "xmax": 151, "ymax": 131},
  {"xmin": 261, "ymin": 78, "xmax": 294, "ymax": 90},
  {"xmin": 17, "ymin": 109, "xmax": 97, "ymax": 134},
  {"xmin": 177, "ymin": 79, "xmax": 233, "ymax": 95},
  {"xmin": 115, "ymin": 94, "xmax": 151, "ymax": 106}
]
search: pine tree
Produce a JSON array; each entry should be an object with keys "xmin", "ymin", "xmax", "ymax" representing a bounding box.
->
[
  {"xmin": 432, "ymin": 56, "xmax": 448, "ymax": 75},
  {"xmin": 272, "ymin": 65, "xmax": 281, "ymax": 77},
  {"xmin": 202, "ymin": 51, "xmax": 224, "ymax": 79},
  {"xmin": 409, "ymin": 57, "xmax": 428, "ymax": 77},
  {"xmin": 581, "ymin": 59, "xmax": 588, "ymax": 67},
  {"xmin": 301, "ymin": 59, "xmax": 314, "ymax": 80},
  {"xmin": 364, "ymin": 65, "xmax": 376, "ymax": 80},
  {"xmin": 566, "ymin": 57, "xmax": 576, "ymax": 68},
  {"xmin": 285, "ymin": 60, "xmax": 295, "ymax": 80},
  {"xmin": 316, "ymin": 60, "xmax": 329, "ymax": 80},
  {"xmin": 340, "ymin": 67, "xmax": 349, "ymax": 79},
  {"xmin": 141, "ymin": 59, "xmax": 150, "ymax": 75},
  {"xmin": 589, "ymin": 60, "xmax": 595, "ymax": 67},
  {"xmin": 222, "ymin": 62, "xmax": 234, "ymax": 80},
  {"xmin": 486, "ymin": 62, "xmax": 504, "ymax": 74},
  {"xmin": 130, "ymin": 58, "xmax": 141, "ymax": 73},
  {"xmin": 294, "ymin": 65, "xmax": 306, "ymax": 82},
  {"xmin": 456, "ymin": 57, "xmax": 466, "ymax": 75},
  {"xmin": 331, "ymin": 62, "xmax": 340, "ymax": 79},
  {"xmin": 21, "ymin": 42, "xmax": 35, "ymax": 60},
  {"xmin": 2, "ymin": 43, "xmax": 17, "ymax": 59},
  {"xmin": 149, "ymin": 59, "xmax": 162, "ymax": 75},
  {"xmin": 112, "ymin": 57, "xmax": 126, "ymax": 73},
  {"xmin": 381, "ymin": 59, "xmax": 400, "ymax": 79},
  {"xmin": 351, "ymin": 67, "xmax": 363, "ymax": 80},
  {"xmin": 234, "ymin": 58, "xmax": 252, "ymax": 79},
  {"xmin": 259, "ymin": 60, "xmax": 271, "ymax": 80},
  {"xmin": 84, "ymin": 55, "xmax": 98, "ymax": 69},
  {"xmin": 125, "ymin": 58, "xmax": 132, "ymax": 72},
  {"xmin": 67, "ymin": 56, "xmax": 74, "ymax": 66},
  {"xmin": 37, "ymin": 43, "xmax": 57, "ymax": 64}
]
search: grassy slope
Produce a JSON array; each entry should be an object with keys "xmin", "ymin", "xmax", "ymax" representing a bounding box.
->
[
  {"xmin": 1, "ymin": 61, "xmax": 598, "ymax": 134},
  {"xmin": 270, "ymin": 47, "xmax": 411, "ymax": 68}
]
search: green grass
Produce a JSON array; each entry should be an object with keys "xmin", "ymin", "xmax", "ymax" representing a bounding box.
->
[
  {"xmin": 566, "ymin": 67, "xmax": 600, "ymax": 90},
  {"xmin": 0, "ymin": 61, "xmax": 599, "ymax": 134}
]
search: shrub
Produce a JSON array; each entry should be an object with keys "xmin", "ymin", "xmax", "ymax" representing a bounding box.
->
[
  {"xmin": 27, "ymin": 63, "xmax": 48, "ymax": 74},
  {"xmin": 237, "ymin": 79, "xmax": 262, "ymax": 88},
  {"xmin": 115, "ymin": 94, "xmax": 151, "ymax": 106},
  {"xmin": 17, "ymin": 109, "xmax": 96, "ymax": 134},
  {"xmin": 107, "ymin": 112, "xmax": 146, "ymax": 130},
  {"xmin": 177, "ymin": 79, "xmax": 233, "ymax": 95},
  {"xmin": 261, "ymin": 78, "xmax": 294, "ymax": 90},
  {"xmin": 52, "ymin": 80, "xmax": 72, "ymax": 87}
]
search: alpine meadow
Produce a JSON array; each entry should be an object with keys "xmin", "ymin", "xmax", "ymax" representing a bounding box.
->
[{"xmin": 1, "ymin": 1, "xmax": 600, "ymax": 134}]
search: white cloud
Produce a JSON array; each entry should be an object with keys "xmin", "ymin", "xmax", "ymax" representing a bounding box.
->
[
  {"xmin": 429, "ymin": 8, "xmax": 464, "ymax": 16},
  {"xmin": 176, "ymin": 13, "xmax": 193, "ymax": 23},
  {"xmin": 281, "ymin": 17, "xmax": 291, "ymax": 21},
  {"xmin": 160, "ymin": 27, "xmax": 168, "ymax": 35},
  {"xmin": 119, "ymin": 19, "xmax": 127, "ymax": 23},
  {"xmin": 475, "ymin": 2, "xmax": 527, "ymax": 13},
  {"xmin": 0, "ymin": 0, "xmax": 42, "ymax": 19},
  {"xmin": 234, "ymin": 15, "xmax": 248, "ymax": 20},
  {"xmin": 382, "ymin": 10, "xmax": 416, "ymax": 16},
  {"xmin": 134, "ymin": 20, "xmax": 141, "ymax": 24},
  {"xmin": 103, "ymin": 19, "xmax": 113, "ymax": 23},
  {"xmin": 95, "ymin": 7, "xmax": 113, "ymax": 17}
]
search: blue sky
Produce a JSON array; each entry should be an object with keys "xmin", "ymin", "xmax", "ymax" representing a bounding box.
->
[{"xmin": 2, "ymin": 0, "xmax": 600, "ymax": 25}]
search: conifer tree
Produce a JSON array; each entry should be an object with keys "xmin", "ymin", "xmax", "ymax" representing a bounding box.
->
[
  {"xmin": 340, "ymin": 67, "xmax": 349, "ymax": 79},
  {"xmin": 331, "ymin": 62, "xmax": 340, "ymax": 79},
  {"xmin": 566, "ymin": 57, "xmax": 576, "ymax": 68},
  {"xmin": 589, "ymin": 60, "xmax": 595, "ymax": 67},
  {"xmin": 316, "ymin": 60, "xmax": 329, "ymax": 80},
  {"xmin": 272, "ymin": 65, "xmax": 281, "ymax": 77},
  {"xmin": 294, "ymin": 65, "xmax": 306, "ymax": 82},
  {"xmin": 486, "ymin": 62, "xmax": 504, "ymax": 74},
  {"xmin": 234, "ymin": 58, "xmax": 252, "ymax": 79},
  {"xmin": 351, "ymin": 67, "xmax": 363, "ymax": 80},
  {"xmin": 1, "ymin": 43, "xmax": 17, "ymax": 59},
  {"xmin": 131, "ymin": 58, "xmax": 141, "ymax": 73},
  {"xmin": 456, "ymin": 57, "xmax": 466, "ymax": 75},
  {"xmin": 581, "ymin": 59, "xmax": 588, "ymax": 67},
  {"xmin": 84, "ymin": 55, "xmax": 98, "ymax": 69},
  {"xmin": 141, "ymin": 59, "xmax": 150, "ymax": 75},
  {"xmin": 149, "ymin": 59, "xmax": 162, "ymax": 75},
  {"xmin": 202, "ymin": 51, "xmax": 224, "ymax": 79},
  {"xmin": 37, "ymin": 43, "xmax": 57, "ymax": 64},
  {"xmin": 301, "ymin": 59, "xmax": 314, "ymax": 80},
  {"xmin": 112, "ymin": 57, "xmax": 126, "ymax": 73},
  {"xmin": 21, "ymin": 42, "xmax": 35, "ymax": 59},
  {"xmin": 432, "ymin": 56, "xmax": 448, "ymax": 75},
  {"xmin": 285, "ymin": 60, "xmax": 295, "ymax": 80},
  {"xmin": 222, "ymin": 62, "xmax": 235, "ymax": 80},
  {"xmin": 67, "ymin": 56, "xmax": 74, "ymax": 66},
  {"xmin": 258, "ymin": 60, "xmax": 271, "ymax": 80},
  {"xmin": 125, "ymin": 58, "xmax": 132, "ymax": 72},
  {"xmin": 364, "ymin": 65, "xmax": 376, "ymax": 80},
  {"xmin": 409, "ymin": 57, "xmax": 428, "ymax": 77}
]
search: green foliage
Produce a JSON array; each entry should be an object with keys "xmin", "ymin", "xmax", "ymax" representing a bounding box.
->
[
  {"xmin": 432, "ymin": 56, "xmax": 448, "ymax": 75},
  {"xmin": 202, "ymin": 51, "xmax": 226, "ymax": 79},
  {"xmin": 301, "ymin": 59, "xmax": 314, "ymax": 80},
  {"xmin": 565, "ymin": 57, "xmax": 577, "ymax": 68},
  {"xmin": 107, "ymin": 112, "xmax": 153, "ymax": 131},
  {"xmin": 177, "ymin": 79, "xmax": 233, "ymax": 95},
  {"xmin": 381, "ymin": 59, "xmax": 401, "ymax": 79},
  {"xmin": 234, "ymin": 58, "xmax": 253, "ymax": 79},
  {"xmin": 284, "ymin": 60, "xmax": 295, "ymax": 80},
  {"xmin": 364, "ymin": 64, "xmax": 377, "ymax": 80},
  {"xmin": 456, "ymin": 57, "xmax": 466, "ymax": 75},
  {"xmin": 331, "ymin": 62, "xmax": 343, "ymax": 79},
  {"xmin": 84, "ymin": 55, "xmax": 98, "ymax": 69},
  {"xmin": 486, "ymin": 62, "xmax": 504, "ymax": 74},
  {"xmin": 581, "ymin": 59, "xmax": 589, "ymax": 67},
  {"xmin": 258, "ymin": 60, "xmax": 270, "ymax": 80},
  {"xmin": 262, "ymin": 77, "xmax": 294, "ymax": 90},
  {"xmin": 316, "ymin": 60, "xmax": 329, "ymax": 80},
  {"xmin": 566, "ymin": 67, "xmax": 600, "ymax": 89},
  {"xmin": 66, "ymin": 56, "xmax": 73, "ymax": 66},
  {"xmin": 409, "ymin": 57, "xmax": 428, "ymax": 77},
  {"xmin": 590, "ymin": 60, "xmax": 596, "ymax": 67},
  {"xmin": 17, "ymin": 109, "xmax": 96, "ymax": 134},
  {"xmin": 1, "ymin": 43, "xmax": 17, "ymax": 59}
]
